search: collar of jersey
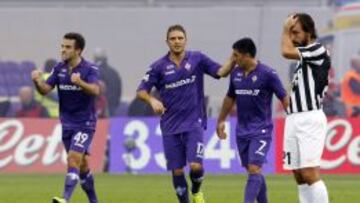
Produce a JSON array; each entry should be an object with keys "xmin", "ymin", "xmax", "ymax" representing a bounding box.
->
[
  {"xmin": 165, "ymin": 51, "xmax": 190, "ymax": 63},
  {"xmin": 63, "ymin": 57, "xmax": 85, "ymax": 71}
]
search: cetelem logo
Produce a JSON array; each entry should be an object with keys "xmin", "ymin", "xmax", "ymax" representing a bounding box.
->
[
  {"xmin": 59, "ymin": 84, "xmax": 82, "ymax": 91},
  {"xmin": 0, "ymin": 119, "xmax": 67, "ymax": 169}
]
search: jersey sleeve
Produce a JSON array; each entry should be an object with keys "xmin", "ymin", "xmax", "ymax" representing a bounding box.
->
[
  {"xmin": 45, "ymin": 66, "xmax": 59, "ymax": 87},
  {"xmin": 268, "ymin": 69, "xmax": 287, "ymax": 100},
  {"xmin": 87, "ymin": 65, "xmax": 100, "ymax": 84},
  {"xmin": 226, "ymin": 77, "xmax": 236, "ymax": 99},
  {"xmin": 200, "ymin": 52, "xmax": 221, "ymax": 79},
  {"xmin": 297, "ymin": 44, "xmax": 327, "ymax": 66},
  {"xmin": 137, "ymin": 65, "xmax": 161, "ymax": 93}
]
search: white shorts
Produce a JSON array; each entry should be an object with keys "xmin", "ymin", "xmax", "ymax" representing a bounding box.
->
[{"xmin": 283, "ymin": 110, "xmax": 327, "ymax": 170}]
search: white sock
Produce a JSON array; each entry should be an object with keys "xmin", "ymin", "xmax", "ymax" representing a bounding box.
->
[
  {"xmin": 298, "ymin": 184, "xmax": 311, "ymax": 203},
  {"xmin": 308, "ymin": 180, "xmax": 329, "ymax": 203}
]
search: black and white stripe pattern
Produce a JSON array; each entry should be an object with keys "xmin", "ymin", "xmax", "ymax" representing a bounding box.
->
[{"xmin": 288, "ymin": 42, "xmax": 331, "ymax": 114}]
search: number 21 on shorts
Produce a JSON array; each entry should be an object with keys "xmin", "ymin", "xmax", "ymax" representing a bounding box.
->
[{"xmin": 283, "ymin": 151, "xmax": 291, "ymax": 165}]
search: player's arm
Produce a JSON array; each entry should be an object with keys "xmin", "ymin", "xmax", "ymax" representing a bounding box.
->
[
  {"xmin": 137, "ymin": 66, "xmax": 165, "ymax": 115},
  {"xmin": 216, "ymin": 96, "xmax": 235, "ymax": 140},
  {"xmin": 71, "ymin": 73, "xmax": 100, "ymax": 96},
  {"xmin": 31, "ymin": 70, "xmax": 53, "ymax": 95},
  {"xmin": 217, "ymin": 55, "xmax": 235, "ymax": 77},
  {"xmin": 137, "ymin": 90, "xmax": 165, "ymax": 115},
  {"xmin": 281, "ymin": 15, "xmax": 300, "ymax": 60},
  {"xmin": 200, "ymin": 52, "xmax": 234, "ymax": 78},
  {"xmin": 268, "ymin": 69, "xmax": 290, "ymax": 111},
  {"xmin": 217, "ymin": 78, "xmax": 237, "ymax": 139}
]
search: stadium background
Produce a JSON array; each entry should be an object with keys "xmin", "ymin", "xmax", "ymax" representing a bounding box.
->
[{"xmin": 0, "ymin": 0, "xmax": 359, "ymax": 202}]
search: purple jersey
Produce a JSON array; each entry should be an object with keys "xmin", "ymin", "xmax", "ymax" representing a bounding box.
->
[
  {"xmin": 138, "ymin": 51, "xmax": 221, "ymax": 135},
  {"xmin": 46, "ymin": 59, "xmax": 99, "ymax": 130},
  {"xmin": 227, "ymin": 62, "xmax": 286, "ymax": 138}
]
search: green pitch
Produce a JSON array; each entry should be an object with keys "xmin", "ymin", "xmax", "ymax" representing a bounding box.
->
[{"xmin": 0, "ymin": 174, "xmax": 359, "ymax": 203}]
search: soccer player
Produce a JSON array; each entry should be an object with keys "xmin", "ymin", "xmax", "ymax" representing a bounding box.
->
[
  {"xmin": 281, "ymin": 13, "xmax": 331, "ymax": 203},
  {"xmin": 31, "ymin": 32, "xmax": 100, "ymax": 203},
  {"xmin": 137, "ymin": 24, "xmax": 234, "ymax": 203},
  {"xmin": 216, "ymin": 38, "xmax": 288, "ymax": 203}
]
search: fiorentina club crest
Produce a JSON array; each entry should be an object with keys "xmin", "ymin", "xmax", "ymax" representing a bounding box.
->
[
  {"xmin": 252, "ymin": 75, "xmax": 257, "ymax": 83},
  {"xmin": 184, "ymin": 63, "xmax": 191, "ymax": 71}
]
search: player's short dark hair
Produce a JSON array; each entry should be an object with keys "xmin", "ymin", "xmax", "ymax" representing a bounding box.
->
[
  {"xmin": 166, "ymin": 24, "xmax": 186, "ymax": 39},
  {"xmin": 63, "ymin": 32, "xmax": 86, "ymax": 51},
  {"xmin": 232, "ymin": 38, "xmax": 257, "ymax": 58},
  {"xmin": 294, "ymin": 13, "xmax": 317, "ymax": 39}
]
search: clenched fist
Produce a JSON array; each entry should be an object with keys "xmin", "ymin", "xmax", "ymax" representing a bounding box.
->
[
  {"xmin": 71, "ymin": 72, "xmax": 82, "ymax": 85},
  {"xmin": 31, "ymin": 70, "xmax": 42, "ymax": 83}
]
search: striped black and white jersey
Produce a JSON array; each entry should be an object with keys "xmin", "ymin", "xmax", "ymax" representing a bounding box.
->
[{"xmin": 287, "ymin": 42, "xmax": 331, "ymax": 114}]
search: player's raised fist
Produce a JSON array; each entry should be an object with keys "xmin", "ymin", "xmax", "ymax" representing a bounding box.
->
[
  {"xmin": 216, "ymin": 121, "xmax": 227, "ymax": 140},
  {"xmin": 71, "ymin": 72, "xmax": 82, "ymax": 85},
  {"xmin": 31, "ymin": 70, "xmax": 42, "ymax": 82}
]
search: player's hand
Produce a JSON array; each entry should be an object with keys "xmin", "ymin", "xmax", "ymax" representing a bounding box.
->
[
  {"xmin": 284, "ymin": 14, "xmax": 297, "ymax": 31},
  {"xmin": 282, "ymin": 95, "xmax": 290, "ymax": 110},
  {"xmin": 216, "ymin": 121, "xmax": 227, "ymax": 140},
  {"xmin": 149, "ymin": 97, "xmax": 166, "ymax": 115},
  {"xmin": 31, "ymin": 70, "xmax": 42, "ymax": 83},
  {"xmin": 71, "ymin": 73, "xmax": 82, "ymax": 85},
  {"xmin": 230, "ymin": 53, "xmax": 236, "ymax": 66},
  {"xmin": 230, "ymin": 52, "xmax": 236, "ymax": 61}
]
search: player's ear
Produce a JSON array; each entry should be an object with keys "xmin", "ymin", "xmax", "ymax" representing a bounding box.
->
[
  {"xmin": 165, "ymin": 39, "xmax": 171, "ymax": 46},
  {"xmin": 76, "ymin": 48, "xmax": 82, "ymax": 56}
]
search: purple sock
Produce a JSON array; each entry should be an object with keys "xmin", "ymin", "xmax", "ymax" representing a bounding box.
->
[
  {"xmin": 172, "ymin": 173, "xmax": 189, "ymax": 203},
  {"xmin": 63, "ymin": 167, "xmax": 79, "ymax": 201},
  {"xmin": 190, "ymin": 169, "xmax": 204, "ymax": 194},
  {"xmin": 256, "ymin": 174, "xmax": 268, "ymax": 203},
  {"xmin": 244, "ymin": 174, "xmax": 263, "ymax": 203},
  {"xmin": 80, "ymin": 170, "xmax": 98, "ymax": 203}
]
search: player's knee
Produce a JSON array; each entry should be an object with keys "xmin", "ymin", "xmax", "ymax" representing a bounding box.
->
[
  {"xmin": 67, "ymin": 157, "xmax": 81, "ymax": 168},
  {"xmin": 300, "ymin": 168, "xmax": 320, "ymax": 184},
  {"xmin": 172, "ymin": 168, "xmax": 185, "ymax": 176},
  {"xmin": 67, "ymin": 152, "xmax": 82, "ymax": 168},
  {"xmin": 189, "ymin": 163, "xmax": 203, "ymax": 172},
  {"xmin": 292, "ymin": 170, "xmax": 306, "ymax": 184},
  {"xmin": 79, "ymin": 156, "xmax": 90, "ymax": 173},
  {"xmin": 247, "ymin": 164, "xmax": 261, "ymax": 174},
  {"xmin": 80, "ymin": 162, "xmax": 89, "ymax": 173}
]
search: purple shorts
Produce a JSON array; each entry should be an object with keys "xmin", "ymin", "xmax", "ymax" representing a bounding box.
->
[
  {"xmin": 236, "ymin": 136, "xmax": 272, "ymax": 167},
  {"xmin": 162, "ymin": 127, "xmax": 204, "ymax": 170},
  {"xmin": 62, "ymin": 128, "xmax": 95, "ymax": 154}
]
